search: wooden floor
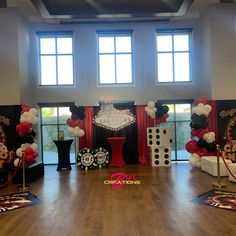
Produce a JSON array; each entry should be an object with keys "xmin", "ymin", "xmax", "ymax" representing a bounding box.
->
[{"xmin": 1, "ymin": 163, "xmax": 236, "ymax": 236}]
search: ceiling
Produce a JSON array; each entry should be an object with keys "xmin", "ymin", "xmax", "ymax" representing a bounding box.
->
[
  {"xmin": 2, "ymin": 0, "xmax": 236, "ymax": 23},
  {"xmin": 31, "ymin": 0, "xmax": 195, "ymax": 19}
]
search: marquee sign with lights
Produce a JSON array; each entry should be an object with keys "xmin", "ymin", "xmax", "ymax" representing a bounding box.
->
[{"xmin": 94, "ymin": 102, "xmax": 136, "ymax": 131}]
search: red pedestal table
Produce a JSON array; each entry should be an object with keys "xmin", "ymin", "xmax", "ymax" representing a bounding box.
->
[{"xmin": 107, "ymin": 137, "xmax": 126, "ymax": 167}]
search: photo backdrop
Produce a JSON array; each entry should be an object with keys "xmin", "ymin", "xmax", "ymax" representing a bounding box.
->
[
  {"xmin": 93, "ymin": 103, "xmax": 138, "ymax": 164},
  {"xmin": 217, "ymin": 100, "xmax": 236, "ymax": 147},
  {"xmin": 0, "ymin": 105, "xmax": 21, "ymax": 151}
]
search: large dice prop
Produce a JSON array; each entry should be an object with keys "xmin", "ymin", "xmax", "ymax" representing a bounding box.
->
[{"xmin": 147, "ymin": 127, "xmax": 173, "ymax": 167}]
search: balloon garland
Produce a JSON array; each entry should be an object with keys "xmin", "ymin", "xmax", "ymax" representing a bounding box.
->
[
  {"xmin": 145, "ymin": 100, "xmax": 169, "ymax": 125},
  {"xmin": 66, "ymin": 104, "xmax": 85, "ymax": 138},
  {"xmin": 186, "ymin": 98, "xmax": 216, "ymax": 168},
  {"xmin": 15, "ymin": 104, "xmax": 39, "ymax": 166}
]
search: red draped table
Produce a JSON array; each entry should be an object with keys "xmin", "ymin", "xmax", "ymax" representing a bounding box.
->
[{"xmin": 107, "ymin": 137, "xmax": 126, "ymax": 167}]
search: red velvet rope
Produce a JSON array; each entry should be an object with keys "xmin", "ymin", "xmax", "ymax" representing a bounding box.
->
[{"xmin": 219, "ymin": 150, "xmax": 236, "ymax": 180}]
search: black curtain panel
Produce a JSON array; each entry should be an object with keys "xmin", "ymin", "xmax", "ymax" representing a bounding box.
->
[
  {"xmin": 93, "ymin": 103, "xmax": 138, "ymax": 164},
  {"xmin": 216, "ymin": 100, "xmax": 236, "ymax": 147},
  {"xmin": 0, "ymin": 105, "xmax": 21, "ymax": 151}
]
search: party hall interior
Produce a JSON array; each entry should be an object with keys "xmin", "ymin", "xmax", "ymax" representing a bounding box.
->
[{"xmin": 0, "ymin": 1, "xmax": 236, "ymax": 236}]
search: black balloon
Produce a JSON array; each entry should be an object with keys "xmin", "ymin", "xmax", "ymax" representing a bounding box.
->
[
  {"xmin": 206, "ymin": 142, "xmax": 216, "ymax": 152},
  {"xmin": 190, "ymin": 114, "xmax": 208, "ymax": 129},
  {"xmin": 197, "ymin": 139, "xmax": 207, "ymax": 148},
  {"xmin": 155, "ymin": 101, "xmax": 169, "ymax": 118},
  {"xmin": 70, "ymin": 105, "xmax": 85, "ymax": 120}
]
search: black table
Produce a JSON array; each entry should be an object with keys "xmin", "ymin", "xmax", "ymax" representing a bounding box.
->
[{"xmin": 53, "ymin": 139, "xmax": 74, "ymax": 171}]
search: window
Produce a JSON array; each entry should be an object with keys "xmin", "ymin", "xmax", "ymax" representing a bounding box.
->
[
  {"xmin": 37, "ymin": 31, "xmax": 74, "ymax": 86},
  {"xmin": 97, "ymin": 30, "xmax": 133, "ymax": 84},
  {"xmin": 156, "ymin": 29, "xmax": 192, "ymax": 83},
  {"xmin": 39, "ymin": 103, "xmax": 76, "ymax": 164},
  {"xmin": 159, "ymin": 100, "xmax": 193, "ymax": 161}
]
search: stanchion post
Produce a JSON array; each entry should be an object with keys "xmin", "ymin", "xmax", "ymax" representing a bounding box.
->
[
  {"xmin": 19, "ymin": 151, "xmax": 29, "ymax": 191},
  {"xmin": 212, "ymin": 144, "xmax": 226, "ymax": 188}
]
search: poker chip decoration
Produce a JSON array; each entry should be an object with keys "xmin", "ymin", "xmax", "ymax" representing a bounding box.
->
[
  {"xmin": 94, "ymin": 147, "xmax": 110, "ymax": 167},
  {"xmin": 77, "ymin": 148, "xmax": 97, "ymax": 170}
]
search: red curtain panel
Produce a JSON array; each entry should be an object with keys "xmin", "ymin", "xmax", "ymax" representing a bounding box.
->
[
  {"xmin": 208, "ymin": 100, "xmax": 218, "ymax": 140},
  {"xmin": 78, "ymin": 106, "xmax": 94, "ymax": 150},
  {"xmin": 136, "ymin": 105, "xmax": 154, "ymax": 165}
]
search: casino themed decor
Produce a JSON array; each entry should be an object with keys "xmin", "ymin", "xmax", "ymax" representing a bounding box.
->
[
  {"xmin": 145, "ymin": 100, "xmax": 169, "ymax": 125},
  {"xmin": 192, "ymin": 189, "xmax": 236, "ymax": 212},
  {"xmin": 0, "ymin": 105, "xmax": 21, "ymax": 187},
  {"xmin": 94, "ymin": 101, "xmax": 136, "ymax": 131},
  {"xmin": 93, "ymin": 101, "xmax": 137, "ymax": 165},
  {"xmin": 77, "ymin": 147, "xmax": 110, "ymax": 170},
  {"xmin": 186, "ymin": 98, "xmax": 217, "ymax": 168},
  {"xmin": 217, "ymin": 100, "xmax": 236, "ymax": 163},
  {"xmin": 93, "ymin": 147, "xmax": 110, "ymax": 168},
  {"xmin": 0, "ymin": 191, "xmax": 42, "ymax": 213},
  {"xmin": 15, "ymin": 105, "xmax": 39, "ymax": 166},
  {"xmin": 147, "ymin": 127, "xmax": 173, "ymax": 166},
  {"xmin": 77, "ymin": 148, "xmax": 98, "ymax": 170},
  {"xmin": 66, "ymin": 104, "xmax": 85, "ymax": 138},
  {"xmin": 146, "ymin": 100, "xmax": 172, "ymax": 166},
  {"xmin": 0, "ymin": 142, "xmax": 10, "ymax": 168},
  {"xmin": 14, "ymin": 105, "xmax": 39, "ymax": 189}
]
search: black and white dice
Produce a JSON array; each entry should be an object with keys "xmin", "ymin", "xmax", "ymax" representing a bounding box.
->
[
  {"xmin": 147, "ymin": 127, "xmax": 173, "ymax": 167},
  {"xmin": 147, "ymin": 127, "xmax": 173, "ymax": 147},
  {"xmin": 150, "ymin": 146, "xmax": 171, "ymax": 166}
]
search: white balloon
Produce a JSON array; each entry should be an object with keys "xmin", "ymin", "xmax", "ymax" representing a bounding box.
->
[
  {"xmin": 30, "ymin": 143, "xmax": 38, "ymax": 151},
  {"xmin": 205, "ymin": 104, "xmax": 212, "ymax": 113},
  {"xmin": 78, "ymin": 129, "xmax": 85, "ymax": 137},
  {"xmin": 16, "ymin": 148, "xmax": 23, "ymax": 157},
  {"xmin": 14, "ymin": 158, "xmax": 22, "ymax": 167},
  {"xmin": 29, "ymin": 108, "xmax": 38, "ymax": 116},
  {"xmin": 147, "ymin": 101, "xmax": 155, "ymax": 108},
  {"xmin": 150, "ymin": 113, "xmax": 156, "ymax": 119},
  {"xmin": 21, "ymin": 112, "xmax": 29, "ymax": 118},
  {"xmin": 74, "ymin": 126, "xmax": 80, "ymax": 131},
  {"xmin": 32, "ymin": 117, "xmax": 39, "ymax": 125},
  {"xmin": 189, "ymin": 153, "xmax": 201, "ymax": 168},
  {"xmin": 26, "ymin": 116, "xmax": 34, "ymax": 124},
  {"xmin": 73, "ymin": 129, "xmax": 80, "ymax": 137},
  {"xmin": 203, "ymin": 132, "xmax": 215, "ymax": 143}
]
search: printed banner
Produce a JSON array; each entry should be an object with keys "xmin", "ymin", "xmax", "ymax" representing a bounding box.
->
[{"xmin": 217, "ymin": 100, "xmax": 236, "ymax": 162}]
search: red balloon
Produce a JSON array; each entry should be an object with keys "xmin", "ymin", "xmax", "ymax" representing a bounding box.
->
[
  {"xmin": 197, "ymin": 97, "xmax": 208, "ymax": 105},
  {"xmin": 66, "ymin": 118, "xmax": 75, "ymax": 127},
  {"xmin": 25, "ymin": 155, "xmax": 34, "ymax": 162},
  {"xmin": 21, "ymin": 104, "xmax": 30, "ymax": 113},
  {"xmin": 74, "ymin": 119, "xmax": 81, "ymax": 127},
  {"xmin": 185, "ymin": 140, "xmax": 199, "ymax": 153},
  {"xmin": 195, "ymin": 148, "xmax": 208, "ymax": 157},
  {"xmin": 24, "ymin": 147, "xmax": 33, "ymax": 155},
  {"xmin": 155, "ymin": 113, "xmax": 169, "ymax": 125},
  {"xmin": 32, "ymin": 151, "xmax": 38, "ymax": 158}
]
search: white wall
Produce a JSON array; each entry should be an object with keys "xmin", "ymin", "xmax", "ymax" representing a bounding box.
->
[
  {"xmin": 0, "ymin": 7, "xmax": 31, "ymax": 105},
  {"xmin": 18, "ymin": 15, "xmax": 32, "ymax": 104},
  {"xmin": 209, "ymin": 5, "xmax": 236, "ymax": 100},
  {"xmin": 0, "ymin": 3, "xmax": 235, "ymax": 106},
  {"xmin": 0, "ymin": 8, "xmax": 21, "ymax": 105},
  {"xmin": 28, "ymin": 19, "xmax": 212, "ymax": 106}
]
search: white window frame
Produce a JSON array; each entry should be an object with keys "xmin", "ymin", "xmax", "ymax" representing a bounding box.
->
[
  {"xmin": 97, "ymin": 30, "xmax": 134, "ymax": 86},
  {"xmin": 156, "ymin": 29, "xmax": 193, "ymax": 84},
  {"xmin": 36, "ymin": 31, "xmax": 75, "ymax": 86}
]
